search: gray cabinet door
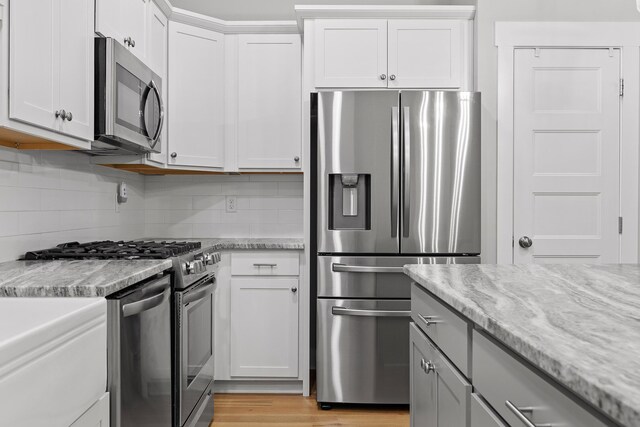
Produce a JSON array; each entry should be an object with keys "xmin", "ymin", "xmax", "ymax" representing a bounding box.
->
[
  {"xmin": 410, "ymin": 323, "xmax": 471, "ymax": 427},
  {"xmin": 471, "ymin": 393, "xmax": 508, "ymax": 427}
]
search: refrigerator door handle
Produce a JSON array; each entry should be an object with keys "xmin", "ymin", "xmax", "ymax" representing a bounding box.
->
[
  {"xmin": 332, "ymin": 263, "xmax": 404, "ymax": 273},
  {"xmin": 402, "ymin": 106, "xmax": 411, "ymax": 238},
  {"xmin": 391, "ymin": 106, "xmax": 399, "ymax": 238}
]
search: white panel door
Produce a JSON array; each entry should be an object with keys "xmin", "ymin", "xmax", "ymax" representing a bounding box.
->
[
  {"xmin": 58, "ymin": 0, "xmax": 94, "ymax": 140},
  {"xmin": 513, "ymin": 48, "xmax": 620, "ymax": 264},
  {"xmin": 230, "ymin": 278, "xmax": 299, "ymax": 377},
  {"xmin": 9, "ymin": 0, "xmax": 59, "ymax": 132},
  {"xmin": 315, "ymin": 19, "xmax": 388, "ymax": 88},
  {"xmin": 387, "ymin": 20, "xmax": 463, "ymax": 89},
  {"xmin": 146, "ymin": 2, "xmax": 168, "ymax": 165},
  {"xmin": 168, "ymin": 22, "xmax": 225, "ymax": 168},
  {"xmin": 95, "ymin": 0, "xmax": 123, "ymax": 41},
  {"xmin": 237, "ymin": 34, "xmax": 301, "ymax": 169}
]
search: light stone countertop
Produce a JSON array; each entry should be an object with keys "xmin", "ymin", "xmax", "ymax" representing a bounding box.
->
[
  {"xmin": 148, "ymin": 237, "xmax": 305, "ymax": 251},
  {"xmin": 404, "ymin": 263, "xmax": 640, "ymax": 427},
  {"xmin": 0, "ymin": 259, "xmax": 172, "ymax": 297}
]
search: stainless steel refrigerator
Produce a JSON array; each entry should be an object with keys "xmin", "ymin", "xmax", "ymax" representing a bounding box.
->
[{"xmin": 313, "ymin": 91, "xmax": 481, "ymax": 407}]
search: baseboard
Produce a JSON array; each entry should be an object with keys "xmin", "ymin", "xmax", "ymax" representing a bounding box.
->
[{"xmin": 214, "ymin": 380, "xmax": 303, "ymax": 394}]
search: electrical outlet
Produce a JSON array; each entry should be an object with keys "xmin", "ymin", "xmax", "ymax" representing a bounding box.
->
[{"xmin": 226, "ymin": 196, "xmax": 237, "ymax": 213}]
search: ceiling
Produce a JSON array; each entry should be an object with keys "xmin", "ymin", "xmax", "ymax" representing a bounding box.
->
[{"xmin": 171, "ymin": 0, "xmax": 475, "ymax": 21}]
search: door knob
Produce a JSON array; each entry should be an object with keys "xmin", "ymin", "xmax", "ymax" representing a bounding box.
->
[
  {"xmin": 380, "ymin": 74, "xmax": 387, "ymax": 80},
  {"xmin": 65, "ymin": 111, "xmax": 73, "ymax": 122},
  {"xmin": 294, "ymin": 156, "xmax": 300, "ymax": 162},
  {"xmin": 390, "ymin": 74, "xmax": 396, "ymax": 81},
  {"xmin": 55, "ymin": 109, "xmax": 66, "ymax": 119},
  {"xmin": 424, "ymin": 361, "xmax": 435, "ymax": 374},
  {"xmin": 291, "ymin": 287, "xmax": 298, "ymax": 293},
  {"xmin": 519, "ymin": 236, "xmax": 533, "ymax": 248},
  {"xmin": 170, "ymin": 152, "xmax": 177, "ymax": 158}
]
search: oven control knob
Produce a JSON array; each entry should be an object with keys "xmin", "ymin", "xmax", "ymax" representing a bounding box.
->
[
  {"xmin": 185, "ymin": 261, "xmax": 195, "ymax": 274},
  {"xmin": 203, "ymin": 252, "xmax": 214, "ymax": 265}
]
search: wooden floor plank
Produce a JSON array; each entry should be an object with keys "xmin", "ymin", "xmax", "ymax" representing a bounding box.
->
[{"xmin": 209, "ymin": 393, "xmax": 409, "ymax": 426}]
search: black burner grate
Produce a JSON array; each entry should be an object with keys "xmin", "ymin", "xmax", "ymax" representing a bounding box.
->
[{"xmin": 23, "ymin": 240, "xmax": 201, "ymax": 260}]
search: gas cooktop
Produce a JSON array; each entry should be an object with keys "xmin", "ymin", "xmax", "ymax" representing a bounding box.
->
[{"xmin": 23, "ymin": 240, "xmax": 202, "ymax": 260}]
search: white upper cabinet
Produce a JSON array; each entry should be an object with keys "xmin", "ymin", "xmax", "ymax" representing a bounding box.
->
[
  {"xmin": 10, "ymin": 0, "xmax": 94, "ymax": 141},
  {"xmin": 96, "ymin": 0, "xmax": 149, "ymax": 63},
  {"xmin": 314, "ymin": 18, "xmax": 469, "ymax": 89},
  {"xmin": 387, "ymin": 20, "xmax": 463, "ymax": 89},
  {"xmin": 315, "ymin": 20, "xmax": 388, "ymax": 88},
  {"xmin": 168, "ymin": 22, "xmax": 225, "ymax": 168},
  {"xmin": 146, "ymin": 2, "xmax": 168, "ymax": 165},
  {"xmin": 237, "ymin": 34, "xmax": 302, "ymax": 169}
]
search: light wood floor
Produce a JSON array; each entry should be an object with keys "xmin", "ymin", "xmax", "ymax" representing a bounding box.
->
[{"xmin": 209, "ymin": 392, "xmax": 410, "ymax": 426}]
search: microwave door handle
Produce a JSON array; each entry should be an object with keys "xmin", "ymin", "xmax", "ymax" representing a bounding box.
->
[{"xmin": 149, "ymin": 79, "xmax": 164, "ymax": 146}]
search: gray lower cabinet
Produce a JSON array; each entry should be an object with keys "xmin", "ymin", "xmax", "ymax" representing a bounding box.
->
[
  {"xmin": 410, "ymin": 323, "xmax": 471, "ymax": 427},
  {"xmin": 470, "ymin": 393, "xmax": 508, "ymax": 427}
]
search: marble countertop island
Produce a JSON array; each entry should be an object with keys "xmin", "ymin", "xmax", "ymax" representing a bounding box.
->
[
  {"xmin": 148, "ymin": 237, "xmax": 304, "ymax": 250},
  {"xmin": 0, "ymin": 259, "xmax": 172, "ymax": 297},
  {"xmin": 404, "ymin": 263, "xmax": 640, "ymax": 427}
]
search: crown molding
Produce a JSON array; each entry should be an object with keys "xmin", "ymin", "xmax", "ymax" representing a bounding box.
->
[
  {"xmin": 152, "ymin": 0, "xmax": 298, "ymax": 34},
  {"xmin": 295, "ymin": 5, "xmax": 476, "ymax": 31}
]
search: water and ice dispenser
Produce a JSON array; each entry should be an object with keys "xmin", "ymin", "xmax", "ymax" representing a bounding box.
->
[{"xmin": 328, "ymin": 174, "xmax": 371, "ymax": 230}]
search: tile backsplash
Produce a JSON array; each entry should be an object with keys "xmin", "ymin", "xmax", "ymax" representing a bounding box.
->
[
  {"xmin": 144, "ymin": 174, "xmax": 303, "ymax": 239},
  {"xmin": 0, "ymin": 147, "xmax": 146, "ymax": 262},
  {"xmin": 0, "ymin": 146, "xmax": 304, "ymax": 262}
]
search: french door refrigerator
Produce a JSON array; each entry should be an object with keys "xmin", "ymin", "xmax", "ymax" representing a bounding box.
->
[{"xmin": 314, "ymin": 91, "xmax": 481, "ymax": 407}]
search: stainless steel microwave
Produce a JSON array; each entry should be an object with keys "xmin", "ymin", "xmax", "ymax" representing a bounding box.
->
[{"xmin": 94, "ymin": 37, "xmax": 163, "ymax": 155}]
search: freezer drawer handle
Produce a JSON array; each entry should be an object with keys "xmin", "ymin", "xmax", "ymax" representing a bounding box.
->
[
  {"xmin": 332, "ymin": 307, "xmax": 411, "ymax": 318},
  {"xmin": 332, "ymin": 263, "xmax": 404, "ymax": 273},
  {"xmin": 122, "ymin": 287, "xmax": 169, "ymax": 317}
]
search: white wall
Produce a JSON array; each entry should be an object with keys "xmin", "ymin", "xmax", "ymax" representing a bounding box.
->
[
  {"xmin": 0, "ymin": 147, "xmax": 146, "ymax": 262},
  {"xmin": 171, "ymin": 0, "xmax": 475, "ymax": 20},
  {"xmin": 475, "ymin": 0, "xmax": 640, "ymax": 263},
  {"xmin": 144, "ymin": 174, "xmax": 303, "ymax": 239}
]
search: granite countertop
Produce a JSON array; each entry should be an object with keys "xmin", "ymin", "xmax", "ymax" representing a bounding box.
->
[
  {"xmin": 147, "ymin": 237, "xmax": 305, "ymax": 251},
  {"xmin": 404, "ymin": 263, "xmax": 640, "ymax": 427},
  {"xmin": 0, "ymin": 259, "xmax": 172, "ymax": 297}
]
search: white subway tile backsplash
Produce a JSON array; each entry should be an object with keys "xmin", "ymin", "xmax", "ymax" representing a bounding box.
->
[{"xmin": 0, "ymin": 146, "xmax": 303, "ymax": 262}]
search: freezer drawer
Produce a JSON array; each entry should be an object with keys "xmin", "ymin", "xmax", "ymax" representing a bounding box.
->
[
  {"xmin": 318, "ymin": 255, "xmax": 480, "ymax": 298},
  {"xmin": 317, "ymin": 298, "xmax": 411, "ymax": 405}
]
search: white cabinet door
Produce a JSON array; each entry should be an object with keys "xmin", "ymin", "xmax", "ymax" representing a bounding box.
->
[
  {"xmin": 237, "ymin": 34, "xmax": 301, "ymax": 169},
  {"xmin": 513, "ymin": 49, "xmax": 621, "ymax": 264},
  {"xmin": 315, "ymin": 19, "xmax": 387, "ymax": 88},
  {"xmin": 70, "ymin": 393, "xmax": 109, "ymax": 427},
  {"xmin": 58, "ymin": 0, "xmax": 94, "ymax": 140},
  {"xmin": 387, "ymin": 20, "xmax": 463, "ymax": 89},
  {"xmin": 168, "ymin": 22, "xmax": 225, "ymax": 168},
  {"xmin": 9, "ymin": 0, "xmax": 59, "ymax": 131},
  {"xmin": 230, "ymin": 278, "xmax": 299, "ymax": 377},
  {"xmin": 146, "ymin": 2, "xmax": 168, "ymax": 165},
  {"xmin": 95, "ymin": 0, "xmax": 148, "ymax": 63}
]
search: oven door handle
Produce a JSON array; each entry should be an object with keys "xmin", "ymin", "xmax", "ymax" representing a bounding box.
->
[
  {"xmin": 332, "ymin": 263, "xmax": 404, "ymax": 274},
  {"xmin": 184, "ymin": 280, "xmax": 216, "ymax": 305},
  {"xmin": 122, "ymin": 287, "xmax": 169, "ymax": 317},
  {"xmin": 332, "ymin": 307, "xmax": 411, "ymax": 318}
]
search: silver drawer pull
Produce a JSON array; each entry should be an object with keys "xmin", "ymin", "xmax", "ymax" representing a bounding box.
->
[
  {"xmin": 423, "ymin": 360, "xmax": 435, "ymax": 374},
  {"xmin": 332, "ymin": 307, "xmax": 411, "ymax": 318},
  {"xmin": 332, "ymin": 263, "xmax": 404, "ymax": 273},
  {"xmin": 418, "ymin": 314, "xmax": 440, "ymax": 327},
  {"xmin": 505, "ymin": 401, "xmax": 553, "ymax": 427},
  {"xmin": 253, "ymin": 263, "xmax": 277, "ymax": 268}
]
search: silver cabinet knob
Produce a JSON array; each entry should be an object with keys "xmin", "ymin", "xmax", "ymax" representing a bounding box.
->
[
  {"xmin": 380, "ymin": 74, "xmax": 387, "ymax": 80},
  {"xmin": 291, "ymin": 287, "xmax": 298, "ymax": 293},
  {"xmin": 124, "ymin": 37, "xmax": 135, "ymax": 48},
  {"xmin": 170, "ymin": 152, "xmax": 177, "ymax": 158},
  {"xmin": 55, "ymin": 109, "xmax": 66, "ymax": 119},
  {"xmin": 390, "ymin": 74, "xmax": 396, "ymax": 81},
  {"xmin": 294, "ymin": 156, "xmax": 300, "ymax": 162},
  {"xmin": 131, "ymin": 39, "xmax": 135, "ymax": 48},
  {"xmin": 424, "ymin": 361, "xmax": 435, "ymax": 374},
  {"xmin": 519, "ymin": 236, "xmax": 533, "ymax": 249},
  {"xmin": 65, "ymin": 111, "xmax": 73, "ymax": 122},
  {"xmin": 420, "ymin": 358, "xmax": 425, "ymax": 370}
]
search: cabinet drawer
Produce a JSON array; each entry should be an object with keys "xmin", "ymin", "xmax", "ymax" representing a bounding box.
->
[
  {"xmin": 410, "ymin": 323, "xmax": 471, "ymax": 427},
  {"xmin": 473, "ymin": 330, "xmax": 608, "ymax": 427},
  {"xmin": 231, "ymin": 252, "xmax": 299, "ymax": 276},
  {"xmin": 471, "ymin": 393, "xmax": 507, "ymax": 427},
  {"xmin": 411, "ymin": 283, "xmax": 471, "ymax": 376}
]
